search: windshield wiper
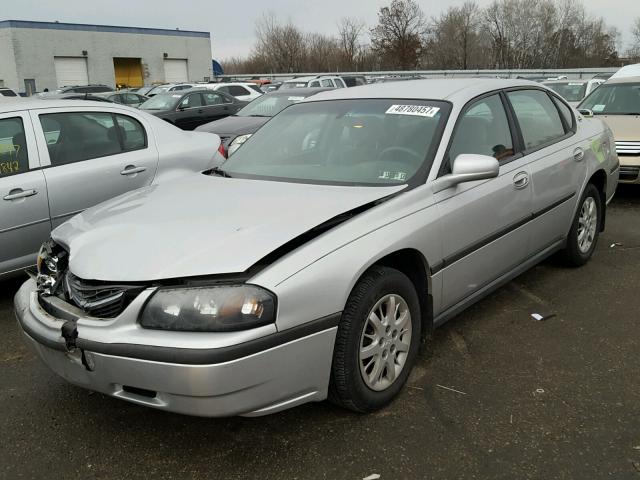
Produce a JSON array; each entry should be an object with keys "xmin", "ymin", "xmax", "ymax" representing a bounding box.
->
[{"xmin": 209, "ymin": 166, "xmax": 233, "ymax": 178}]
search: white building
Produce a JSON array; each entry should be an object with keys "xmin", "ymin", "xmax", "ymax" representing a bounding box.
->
[{"xmin": 0, "ymin": 20, "xmax": 213, "ymax": 94}]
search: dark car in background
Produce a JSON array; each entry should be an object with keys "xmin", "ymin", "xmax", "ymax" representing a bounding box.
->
[
  {"xmin": 139, "ymin": 88, "xmax": 245, "ymax": 130},
  {"xmin": 195, "ymin": 87, "xmax": 332, "ymax": 156},
  {"xmin": 95, "ymin": 91, "xmax": 149, "ymax": 107},
  {"xmin": 55, "ymin": 84, "xmax": 113, "ymax": 94}
]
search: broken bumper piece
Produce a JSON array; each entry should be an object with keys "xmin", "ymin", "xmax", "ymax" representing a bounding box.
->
[{"xmin": 14, "ymin": 278, "xmax": 338, "ymax": 417}]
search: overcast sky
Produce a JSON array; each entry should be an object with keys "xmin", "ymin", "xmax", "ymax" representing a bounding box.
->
[{"xmin": 6, "ymin": 0, "xmax": 638, "ymax": 59}]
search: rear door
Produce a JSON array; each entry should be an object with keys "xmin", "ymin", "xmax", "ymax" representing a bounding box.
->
[
  {"xmin": 505, "ymin": 89, "xmax": 587, "ymax": 255},
  {"xmin": 202, "ymin": 92, "xmax": 234, "ymax": 122},
  {"xmin": 32, "ymin": 107, "xmax": 159, "ymax": 228},
  {"xmin": 174, "ymin": 93, "xmax": 205, "ymax": 130},
  {"xmin": 0, "ymin": 111, "xmax": 50, "ymax": 275},
  {"xmin": 435, "ymin": 93, "xmax": 533, "ymax": 310}
]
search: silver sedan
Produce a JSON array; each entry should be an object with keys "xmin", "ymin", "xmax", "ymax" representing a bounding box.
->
[{"xmin": 15, "ymin": 79, "xmax": 619, "ymax": 416}]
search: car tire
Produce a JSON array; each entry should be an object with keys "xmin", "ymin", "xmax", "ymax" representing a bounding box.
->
[
  {"xmin": 560, "ymin": 183, "xmax": 602, "ymax": 267},
  {"xmin": 329, "ymin": 266, "xmax": 421, "ymax": 413}
]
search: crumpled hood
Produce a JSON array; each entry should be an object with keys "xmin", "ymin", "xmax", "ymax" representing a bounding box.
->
[
  {"xmin": 52, "ymin": 175, "xmax": 403, "ymax": 282},
  {"xmin": 195, "ymin": 116, "xmax": 268, "ymax": 136}
]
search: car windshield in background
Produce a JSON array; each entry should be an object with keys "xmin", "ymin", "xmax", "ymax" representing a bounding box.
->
[
  {"xmin": 237, "ymin": 94, "xmax": 306, "ymax": 117},
  {"xmin": 140, "ymin": 93, "xmax": 181, "ymax": 110},
  {"xmin": 545, "ymin": 82, "xmax": 587, "ymax": 102},
  {"xmin": 280, "ymin": 82, "xmax": 307, "ymax": 90},
  {"xmin": 223, "ymin": 99, "xmax": 449, "ymax": 186},
  {"xmin": 580, "ymin": 83, "xmax": 640, "ymax": 115}
]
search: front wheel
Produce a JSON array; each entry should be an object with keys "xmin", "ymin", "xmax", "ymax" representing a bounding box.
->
[
  {"xmin": 560, "ymin": 184, "xmax": 602, "ymax": 267},
  {"xmin": 329, "ymin": 266, "xmax": 421, "ymax": 413}
]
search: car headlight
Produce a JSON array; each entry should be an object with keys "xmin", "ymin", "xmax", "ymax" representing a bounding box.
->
[
  {"xmin": 36, "ymin": 239, "xmax": 67, "ymax": 295},
  {"xmin": 139, "ymin": 285, "xmax": 276, "ymax": 332},
  {"xmin": 227, "ymin": 134, "xmax": 253, "ymax": 156}
]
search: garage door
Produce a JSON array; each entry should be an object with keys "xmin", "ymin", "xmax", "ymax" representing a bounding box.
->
[
  {"xmin": 54, "ymin": 57, "xmax": 89, "ymax": 88},
  {"xmin": 164, "ymin": 59, "xmax": 188, "ymax": 83}
]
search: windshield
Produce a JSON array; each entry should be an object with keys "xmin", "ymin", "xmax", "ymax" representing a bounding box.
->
[
  {"xmin": 237, "ymin": 94, "xmax": 307, "ymax": 117},
  {"xmin": 149, "ymin": 86, "xmax": 171, "ymax": 96},
  {"xmin": 580, "ymin": 83, "xmax": 640, "ymax": 115},
  {"xmin": 140, "ymin": 93, "xmax": 181, "ymax": 110},
  {"xmin": 545, "ymin": 82, "xmax": 587, "ymax": 102},
  {"xmin": 222, "ymin": 99, "xmax": 449, "ymax": 186}
]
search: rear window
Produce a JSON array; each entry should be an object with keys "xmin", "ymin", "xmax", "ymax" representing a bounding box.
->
[
  {"xmin": 544, "ymin": 82, "xmax": 587, "ymax": 102},
  {"xmin": 0, "ymin": 89, "xmax": 17, "ymax": 97}
]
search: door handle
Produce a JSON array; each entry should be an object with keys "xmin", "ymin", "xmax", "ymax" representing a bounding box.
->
[
  {"xmin": 573, "ymin": 147, "xmax": 585, "ymax": 162},
  {"xmin": 198, "ymin": 109, "xmax": 203, "ymax": 114},
  {"xmin": 3, "ymin": 188, "xmax": 38, "ymax": 201},
  {"xmin": 120, "ymin": 165, "xmax": 147, "ymax": 176},
  {"xmin": 513, "ymin": 171, "xmax": 529, "ymax": 190}
]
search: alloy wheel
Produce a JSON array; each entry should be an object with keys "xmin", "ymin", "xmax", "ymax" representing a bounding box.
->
[
  {"xmin": 359, "ymin": 294, "xmax": 412, "ymax": 392},
  {"xmin": 577, "ymin": 196, "xmax": 598, "ymax": 254}
]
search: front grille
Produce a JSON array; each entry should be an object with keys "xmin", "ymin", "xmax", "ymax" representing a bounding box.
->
[
  {"xmin": 619, "ymin": 166, "xmax": 640, "ymax": 181},
  {"xmin": 615, "ymin": 141, "xmax": 640, "ymax": 156},
  {"xmin": 64, "ymin": 273, "xmax": 145, "ymax": 318}
]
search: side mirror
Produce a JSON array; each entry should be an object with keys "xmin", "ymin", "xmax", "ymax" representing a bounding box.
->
[
  {"xmin": 578, "ymin": 108, "xmax": 593, "ymax": 117},
  {"xmin": 432, "ymin": 154, "xmax": 500, "ymax": 193}
]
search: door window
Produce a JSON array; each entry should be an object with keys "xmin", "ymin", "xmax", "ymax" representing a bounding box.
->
[
  {"xmin": 321, "ymin": 79, "xmax": 333, "ymax": 87},
  {"xmin": 448, "ymin": 94, "xmax": 514, "ymax": 166},
  {"xmin": 179, "ymin": 94, "xmax": 203, "ymax": 109},
  {"xmin": 40, "ymin": 112, "xmax": 122, "ymax": 165},
  {"xmin": 228, "ymin": 85, "xmax": 251, "ymax": 96},
  {"xmin": 334, "ymin": 78, "xmax": 346, "ymax": 88},
  {"xmin": 551, "ymin": 96, "xmax": 575, "ymax": 131},
  {"xmin": 507, "ymin": 90, "xmax": 567, "ymax": 150},
  {"xmin": 0, "ymin": 117, "xmax": 29, "ymax": 178},
  {"xmin": 116, "ymin": 115, "xmax": 147, "ymax": 151},
  {"xmin": 309, "ymin": 81, "xmax": 320, "ymax": 87},
  {"xmin": 203, "ymin": 92, "xmax": 225, "ymax": 106}
]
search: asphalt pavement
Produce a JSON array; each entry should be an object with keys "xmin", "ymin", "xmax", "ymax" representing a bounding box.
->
[{"xmin": 1, "ymin": 186, "xmax": 639, "ymax": 480}]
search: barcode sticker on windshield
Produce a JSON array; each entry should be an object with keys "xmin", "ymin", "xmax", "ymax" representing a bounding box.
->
[
  {"xmin": 386, "ymin": 105, "xmax": 440, "ymax": 117},
  {"xmin": 592, "ymin": 104, "xmax": 605, "ymax": 112}
]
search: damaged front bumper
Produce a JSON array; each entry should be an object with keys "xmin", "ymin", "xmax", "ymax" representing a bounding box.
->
[{"xmin": 14, "ymin": 278, "xmax": 339, "ymax": 417}]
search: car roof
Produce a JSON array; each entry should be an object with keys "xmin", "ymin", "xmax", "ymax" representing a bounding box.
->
[
  {"xmin": 0, "ymin": 98, "xmax": 129, "ymax": 113},
  {"xmin": 605, "ymin": 76, "xmax": 640, "ymax": 84},
  {"xmin": 302, "ymin": 78, "xmax": 542, "ymax": 105},
  {"xmin": 283, "ymin": 75, "xmax": 339, "ymax": 83},
  {"xmin": 610, "ymin": 63, "xmax": 640, "ymax": 79},
  {"xmin": 542, "ymin": 79, "xmax": 587, "ymax": 84},
  {"xmin": 268, "ymin": 87, "xmax": 334, "ymax": 97},
  {"xmin": 216, "ymin": 82, "xmax": 257, "ymax": 87}
]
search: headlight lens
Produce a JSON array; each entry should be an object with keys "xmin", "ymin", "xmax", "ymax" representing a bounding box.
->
[
  {"xmin": 139, "ymin": 285, "xmax": 276, "ymax": 332},
  {"xmin": 36, "ymin": 239, "xmax": 67, "ymax": 295},
  {"xmin": 227, "ymin": 134, "xmax": 252, "ymax": 156}
]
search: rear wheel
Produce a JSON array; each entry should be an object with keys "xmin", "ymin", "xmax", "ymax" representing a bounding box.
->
[
  {"xmin": 560, "ymin": 183, "xmax": 601, "ymax": 266},
  {"xmin": 329, "ymin": 266, "xmax": 421, "ymax": 412}
]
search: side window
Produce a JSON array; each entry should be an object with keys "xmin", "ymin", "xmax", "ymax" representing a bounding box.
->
[
  {"xmin": 551, "ymin": 96, "xmax": 575, "ymax": 132},
  {"xmin": 0, "ymin": 117, "xmax": 29, "ymax": 178},
  {"xmin": 507, "ymin": 90, "xmax": 566, "ymax": 150},
  {"xmin": 335, "ymin": 79, "xmax": 346, "ymax": 88},
  {"xmin": 309, "ymin": 81, "xmax": 320, "ymax": 87},
  {"xmin": 40, "ymin": 112, "xmax": 122, "ymax": 166},
  {"xmin": 203, "ymin": 92, "xmax": 224, "ymax": 106},
  {"xmin": 116, "ymin": 115, "xmax": 146, "ymax": 151},
  {"xmin": 448, "ymin": 94, "xmax": 514, "ymax": 166},
  {"xmin": 179, "ymin": 94, "xmax": 203, "ymax": 108},
  {"xmin": 229, "ymin": 86, "xmax": 250, "ymax": 96},
  {"xmin": 321, "ymin": 79, "xmax": 333, "ymax": 87},
  {"xmin": 217, "ymin": 86, "xmax": 230, "ymax": 94}
]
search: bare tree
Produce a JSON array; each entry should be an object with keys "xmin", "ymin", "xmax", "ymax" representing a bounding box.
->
[
  {"xmin": 337, "ymin": 17, "xmax": 366, "ymax": 70},
  {"xmin": 254, "ymin": 13, "xmax": 307, "ymax": 72},
  {"xmin": 628, "ymin": 17, "xmax": 640, "ymax": 59},
  {"xmin": 370, "ymin": 0, "xmax": 427, "ymax": 69}
]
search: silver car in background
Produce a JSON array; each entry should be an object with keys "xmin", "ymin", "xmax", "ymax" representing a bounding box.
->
[
  {"xmin": 0, "ymin": 99, "xmax": 221, "ymax": 278},
  {"xmin": 15, "ymin": 79, "xmax": 618, "ymax": 417}
]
